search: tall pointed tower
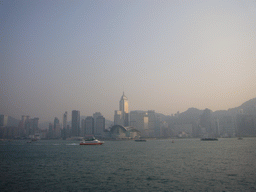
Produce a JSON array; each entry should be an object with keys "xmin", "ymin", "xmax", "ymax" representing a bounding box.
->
[
  {"xmin": 114, "ymin": 92, "xmax": 129, "ymax": 126},
  {"xmin": 120, "ymin": 92, "xmax": 129, "ymax": 126},
  {"xmin": 119, "ymin": 92, "xmax": 129, "ymax": 114}
]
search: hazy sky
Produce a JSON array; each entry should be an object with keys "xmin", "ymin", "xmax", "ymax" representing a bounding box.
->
[{"xmin": 1, "ymin": 0, "xmax": 256, "ymax": 123}]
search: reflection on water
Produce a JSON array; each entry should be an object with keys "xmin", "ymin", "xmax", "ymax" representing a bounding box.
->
[{"xmin": 0, "ymin": 138, "xmax": 256, "ymax": 191}]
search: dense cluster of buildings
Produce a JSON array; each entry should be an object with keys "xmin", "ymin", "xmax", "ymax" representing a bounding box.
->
[
  {"xmin": 0, "ymin": 94, "xmax": 256, "ymax": 140},
  {"xmin": 112, "ymin": 93, "xmax": 167, "ymax": 138},
  {"xmin": 0, "ymin": 115, "xmax": 40, "ymax": 139}
]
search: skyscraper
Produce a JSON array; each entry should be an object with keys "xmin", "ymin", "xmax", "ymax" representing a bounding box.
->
[
  {"xmin": 130, "ymin": 111, "xmax": 149, "ymax": 137},
  {"xmin": 72, "ymin": 110, "xmax": 80, "ymax": 137},
  {"xmin": 114, "ymin": 110, "xmax": 122, "ymax": 125},
  {"xmin": 53, "ymin": 117, "xmax": 60, "ymax": 138},
  {"xmin": 93, "ymin": 112, "xmax": 102, "ymax": 129},
  {"xmin": 63, "ymin": 111, "xmax": 67, "ymax": 130},
  {"xmin": 114, "ymin": 92, "xmax": 129, "ymax": 126},
  {"xmin": 18, "ymin": 115, "xmax": 29, "ymax": 137},
  {"xmin": 148, "ymin": 110, "xmax": 157, "ymax": 137},
  {"xmin": 54, "ymin": 117, "xmax": 59, "ymax": 130},
  {"xmin": 85, "ymin": 116, "xmax": 94, "ymax": 136},
  {"xmin": 30, "ymin": 117, "xmax": 39, "ymax": 135},
  {"xmin": 0, "ymin": 115, "xmax": 8, "ymax": 127},
  {"xmin": 95, "ymin": 115, "xmax": 105, "ymax": 136}
]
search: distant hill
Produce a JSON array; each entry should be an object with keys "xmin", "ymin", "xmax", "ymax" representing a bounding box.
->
[
  {"xmin": 164, "ymin": 98, "xmax": 256, "ymax": 124},
  {"xmin": 213, "ymin": 97, "xmax": 256, "ymax": 117},
  {"xmin": 228, "ymin": 98, "xmax": 256, "ymax": 115},
  {"xmin": 179, "ymin": 108, "xmax": 204, "ymax": 119}
]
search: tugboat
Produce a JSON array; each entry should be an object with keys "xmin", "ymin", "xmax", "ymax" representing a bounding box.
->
[{"xmin": 80, "ymin": 137, "xmax": 104, "ymax": 145}]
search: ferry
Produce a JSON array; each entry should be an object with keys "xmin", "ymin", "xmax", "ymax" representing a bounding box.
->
[
  {"xmin": 201, "ymin": 138, "xmax": 218, "ymax": 141},
  {"xmin": 134, "ymin": 139, "xmax": 147, "ymax": 142},
  {"xmin": 80, "ymin": 138, "xmax": 104, "ymax": 145}
]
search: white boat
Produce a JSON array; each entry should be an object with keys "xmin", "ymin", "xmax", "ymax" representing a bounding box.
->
[{"xmin": 80, "ymin": 138, "xmax": 104, "ymax": 145}]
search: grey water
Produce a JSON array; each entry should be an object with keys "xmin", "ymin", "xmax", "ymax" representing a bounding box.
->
[{"xmin": 0, "ymin": 138, "xmax": 256, "ymax": 192}]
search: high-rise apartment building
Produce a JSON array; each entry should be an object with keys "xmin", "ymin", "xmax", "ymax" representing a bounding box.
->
[
  {"xmin": 63, "ymin": 112, "xmax": 67, "ymax": 129},
  {"xmin": 85, "ymin": 116, "xmax": 94, "ymax": 136},
  {"xmin": 93, "ymin": 112, "xmax": 102, "ymax": 129},
  {"xmin": 18, "ymin": 115, "xmax": 29, "ymax": 137},
  {"xmin": 95, "ymin": 115, "xmax": 105, "ymax": 136},
  {"xmin": 30, "ymin": 117, "xmax": 39, "ymax": 135},
  {"xmin": 148, "ymin": 110, "xmax": 157, "ymax": 137},
  {"xmin": 54, "ymin": 117, "xmax": 59, "ymax": 129},
  {"xmin": 53, "ymin": 117, "xmax": 60, "ymax": 138},
  {"xmin": 81, "ymin": 118, "xmax": 86, "ymax": 137},
  {"xmin": 0, "ymin": 115, "xmax": 8, "ymax": 127},
  {"xmin": 72, "ymin": 110, "xmax": 80, "ymax": 137},
  {"xmin": 130, "ymin": 111, "xmax": 149, "ymax": 137},
  {"xmin": 114, "ymin": 110, "xmax": 122, "ymax": 125}
]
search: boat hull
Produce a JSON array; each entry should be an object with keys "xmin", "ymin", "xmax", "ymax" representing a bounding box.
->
[
  {"xmin": 201, "ymin": 138, "xmax": 218, "ymax": 141},
  {"xmin": 80, "ymin": 142, "xmax": 103, "ymax": 145}
]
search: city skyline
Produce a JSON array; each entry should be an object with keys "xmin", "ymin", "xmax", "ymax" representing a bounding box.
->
[{"xmin": 1, "ymin": 1, "xmax": 256, "ymax": 122}]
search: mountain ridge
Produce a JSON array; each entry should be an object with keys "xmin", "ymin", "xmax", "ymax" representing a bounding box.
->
[{"xmin": 1, "ymin": 97, "xmax": 255, "ymax": 127}]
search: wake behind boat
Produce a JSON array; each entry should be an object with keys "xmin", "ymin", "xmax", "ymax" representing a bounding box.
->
[{"xmin": 80, "ymin": 137, "xmax": 104, "ymax": 145}]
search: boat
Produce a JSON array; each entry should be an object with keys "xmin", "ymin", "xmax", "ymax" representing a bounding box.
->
[
  {"xmin": 201, "ymin": 138, "xmax": 218, "ymax": 141},
  {"xmin": 79, "ymin": 137, "xmax": 104, "ymax": 145},
  {"xmin": 134, "ymin": 139, "xmax": 146, "ymax": 142},
  {"xmin": 238, "ymin": 137, "xmax": 243, "ymax": 140}
]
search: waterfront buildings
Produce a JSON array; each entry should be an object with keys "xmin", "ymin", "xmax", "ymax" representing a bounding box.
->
[{"xmin": 113, "ymin": 93, "xmax": 164, "ymax": 138}]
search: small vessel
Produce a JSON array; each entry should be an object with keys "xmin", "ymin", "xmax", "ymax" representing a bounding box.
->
[
  {"xmin": 238, "ymin": 137, "xmax": 243, "ymax": 140},
  {"xmin": 80, "ymin": 137, "xmax": 104, "ymax": 145},
  {"xmin": 201, "ymin": 138, "xmax": 218, "ymax": 141},
  {"xmin": 134, "ymin": 139, "xmax": 146, "ymax": 142}
]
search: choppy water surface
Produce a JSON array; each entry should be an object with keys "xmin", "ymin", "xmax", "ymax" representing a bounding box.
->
[{"xmin": 0, "ymin": 138, "xmax": 256, "ymax": 191}]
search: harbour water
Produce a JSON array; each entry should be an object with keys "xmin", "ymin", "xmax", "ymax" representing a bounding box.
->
[{"xmin": 1, "ymin": 138, "xmax": 256, "ymax": 191}]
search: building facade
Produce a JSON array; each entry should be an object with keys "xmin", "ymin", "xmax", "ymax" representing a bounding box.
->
[
  {"xmin": 85, "ymin": 116, "xmax": 94, "ymax": 136},
  {"xmin": 0, "ymin": 115, "xmax": 8, "ymax": 127},
  {"xmin": 130, "ymin": 111, "xmax": 149, "ymax": 137},
  {"xmin": 72, "ymin": 110, "xmax": 80, "ymax": 137},
  {"xmin": 95, "ymin": 115, "xmax": 105, "ymax": 136},
  {"xmin": 63, "ymin": 111, "xmax": 67, "ymax": 129}
]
